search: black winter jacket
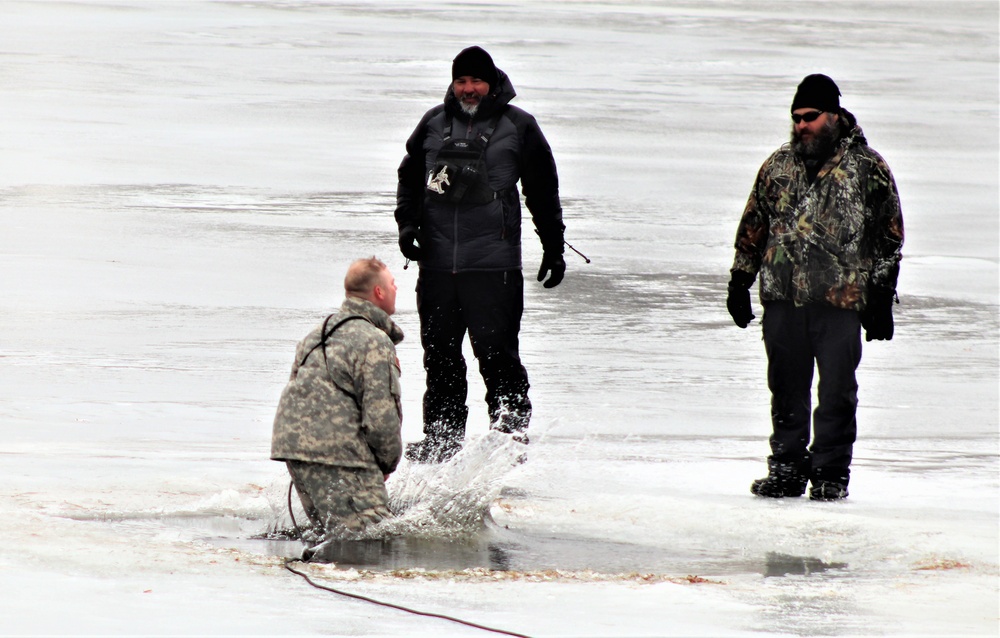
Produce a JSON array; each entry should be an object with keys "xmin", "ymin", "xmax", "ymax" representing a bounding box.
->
[{"xmin": 395, "ymin": 70, "xmax": 564, "ymax": 272}]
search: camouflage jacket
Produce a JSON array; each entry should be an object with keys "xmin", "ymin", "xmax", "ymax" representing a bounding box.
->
[
  {"xmin": 271, "ymin": 297, "xmax": 403, "ymax": 474},
  {"xmin": 731, "ymin": 113, "xmax": 904, "ymax": 311}
]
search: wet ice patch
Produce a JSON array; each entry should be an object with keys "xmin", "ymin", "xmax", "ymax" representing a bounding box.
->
[
  {"xmin": 51, "ymin": 486, "xmax": 274, "ymax": 524},
  {"xmin": 190, "ymin": 488, "xmax": 272, "ymax": 519}
]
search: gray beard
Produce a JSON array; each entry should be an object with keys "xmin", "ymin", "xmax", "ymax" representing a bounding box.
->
[
  {"xmin": 459, "ymin": 101, "xmax": 479, "ymax": 117},
  {"xmin": 791, "ymin": 118, "xmax": 840, "ymax": 159}
]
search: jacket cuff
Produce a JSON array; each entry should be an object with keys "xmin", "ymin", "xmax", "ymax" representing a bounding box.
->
[
  {"xmin": 729, "ymin": 269, "xmax": 756, "ymax": 290},
  {"xmin": 536, "ymin": 225, "xmax": 565, "ymax": 255}
]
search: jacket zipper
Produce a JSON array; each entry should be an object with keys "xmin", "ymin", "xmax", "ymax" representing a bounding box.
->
[
  {"xmin": 500, "ymin": 197, "xmax": 507, "ymax": 239},
  {"xmin": 452, "ymin": 119, "xmax": 476, "ymax": 273},
  {"xmin": 452, "ymin": 204, "xmax": 459, "ymax": 273}
]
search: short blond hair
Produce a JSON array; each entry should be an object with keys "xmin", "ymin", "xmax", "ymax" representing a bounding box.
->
[{"xmin": 344, "ymin": 257, "xmax": 388, "ymax": 298}]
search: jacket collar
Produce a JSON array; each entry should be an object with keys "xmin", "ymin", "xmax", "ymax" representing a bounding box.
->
[{"xmin": 339, "ymin": 297, "xmax": 404, "ymax": 345}]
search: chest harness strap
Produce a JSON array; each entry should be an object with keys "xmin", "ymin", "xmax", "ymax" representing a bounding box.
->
[
  {"xmin": 298, "ymin": 315, "xmax": 371, "ymax": 369},
  {"xmin": 443, "ymin": 112, "xmax": 500, "ymax": 145}
]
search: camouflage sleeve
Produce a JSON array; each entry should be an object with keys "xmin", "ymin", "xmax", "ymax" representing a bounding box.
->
[
  {"xmin": 288, "ymin": 339, "xmax": 305, "ymax": 381},
  {"xmin": 731, "ymin": 160, "xmax": 771, "ymax": 277},
  {"xmin": 866, "ymin": 155, "xmax": 904, "ymax": 291},
  {"xmin": 356, "ymin": 338, "xmax": 403, "ymax": 475}
]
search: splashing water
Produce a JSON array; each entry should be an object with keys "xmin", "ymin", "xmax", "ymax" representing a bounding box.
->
[
  {"xmin": 257, "ymin": 431, "xmax": 525, "ymax": 549},
  {"xmin": 292, "ymin": 432, "xmax": 527, "ymax": 565},
  {"xmin": 381, "ymin": 431, "xmax": 525, "ymax": 538}
]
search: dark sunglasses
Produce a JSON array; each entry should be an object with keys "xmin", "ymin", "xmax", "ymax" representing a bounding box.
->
[{"xmin": 791, "ymin": 110, "xmax": 824, "ymax": 124}]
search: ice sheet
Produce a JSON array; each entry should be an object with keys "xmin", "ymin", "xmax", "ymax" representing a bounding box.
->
[{"xmin": 1, "ymin": 1, "xmax": 997, "ymax": 636}]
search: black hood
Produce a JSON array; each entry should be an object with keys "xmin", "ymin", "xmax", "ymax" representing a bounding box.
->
[{"xmin": 838, "ymin": 108, "xmax": 867, "ymax": 147}]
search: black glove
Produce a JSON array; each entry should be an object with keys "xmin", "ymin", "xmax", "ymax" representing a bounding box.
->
[
  {"xmin": 861, "ymin": 289, "xmax": 895, "ymax": 341},
  {"xmin": 726, "ymin": 270, "xmax": 756, "ymax": 328},
  {"xmin": 398, "ymin": 225, "xmax": 422, "ymax": 261},
  {"xmin": 537, "ymin": 253, "xmax": 565, "ymax": 288}
]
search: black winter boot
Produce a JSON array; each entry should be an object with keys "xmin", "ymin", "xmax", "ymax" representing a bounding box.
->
[
  {"xmin": 406, "ymin": 406, "xmax": 468, "ymax": 464},
  {"xmin": 490, "ymin": 407, "xmax": 529, "ymax": 465},
  {"xmin": 809, "ymin": 481, "xmax": 849, "ymax": 501},
  {"xmin": 404, "ymin": 435, "xmax": 462, "ymax": 464},
  {"xmin": 750, "ymin": 460, "xmax": 809, "ymax": 498},
  {"xmin": 511, "ymin": 431, "xmax": 528, "ymax": 465},
  {"xmin": 809, "ymin": 467, "xmax": 850, "ymax": 501},
  {"xmin": 751, "ymin": 475, "xmax": 808, "ymax": 498}
]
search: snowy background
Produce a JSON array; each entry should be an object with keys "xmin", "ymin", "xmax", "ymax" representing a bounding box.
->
[{"xmin": 1, "ymin": 1, "xmax": 997, "ymax": 636}]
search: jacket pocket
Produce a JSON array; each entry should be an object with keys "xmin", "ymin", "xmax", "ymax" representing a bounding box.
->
[{"xmin": 499, "ymin": 190, "xmax": 520, "ymax": 240}]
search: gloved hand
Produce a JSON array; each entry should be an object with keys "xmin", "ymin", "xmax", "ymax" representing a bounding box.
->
[
  {"xmin": 861, "ymin": 289, "xmax": 895, "ymax": 341},
  {"xmin": 537, "ymin": 253, "xmax": 565, "ymax": 288},
  {"xmin": 726, "ymin": 270, "xmax": 756, "ymax": 328},
  {"xmin": 398, "ymin": 225, "xmax": 422, "ymax": 261}
]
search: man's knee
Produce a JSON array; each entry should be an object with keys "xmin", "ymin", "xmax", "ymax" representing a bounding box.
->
[
  {"xmin": 288, "ymin": 463, "xmax": 390, "ymax": 538},
  {"xmin": 323, "ymin": 505, "xmax": 390, "ymax": 539}
]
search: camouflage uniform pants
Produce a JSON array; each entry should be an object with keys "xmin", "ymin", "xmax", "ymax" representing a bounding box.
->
[{"xmin": 286, "ymin": 461, "xmax": 390, "ymax": 540}]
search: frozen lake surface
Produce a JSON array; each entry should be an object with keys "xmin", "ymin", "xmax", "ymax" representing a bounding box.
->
[{"xmin": 1, "ymin": 1, "xmax": 997, "ymax": 636}]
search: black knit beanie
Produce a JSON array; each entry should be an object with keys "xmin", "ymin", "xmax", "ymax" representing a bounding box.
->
[
  {"xmin": 452, "ymin": 46, "xmax": 499, "ymax": 88},
  {"xmin": 791, "ymin": 74, "xmax": 841, "ymax": 113}
]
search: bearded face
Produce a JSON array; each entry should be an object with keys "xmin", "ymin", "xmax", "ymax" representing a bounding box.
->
[
  {"xmin": 791, "ymin": 115, "xmax": 840, "ymax": 159},
  {"xmin": 453, "ymin": 76, "xmax": 489, "ymax": 117}
]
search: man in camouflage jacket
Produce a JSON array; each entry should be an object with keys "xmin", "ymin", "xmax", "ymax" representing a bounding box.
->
[
  {"xmin": 271, "ymin": 258, "xmax": 403, "ymax": 542},
  {"xmin": 726, "ymin": 74, "xmax": 904, "ymax": 501}
]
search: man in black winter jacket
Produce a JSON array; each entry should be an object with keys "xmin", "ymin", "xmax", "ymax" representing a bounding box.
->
[{"xmin": 395, "ymin": 46, "xmax": 566, "ymax": 463}]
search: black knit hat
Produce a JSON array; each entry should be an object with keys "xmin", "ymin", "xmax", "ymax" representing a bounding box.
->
[
  {"xmin": 452, "ymin": 46, "xmax": 498, "ymax": 88},
  {"xmin": 791, "ymin": 74, "xmax": 841, "ymax": 113}
]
